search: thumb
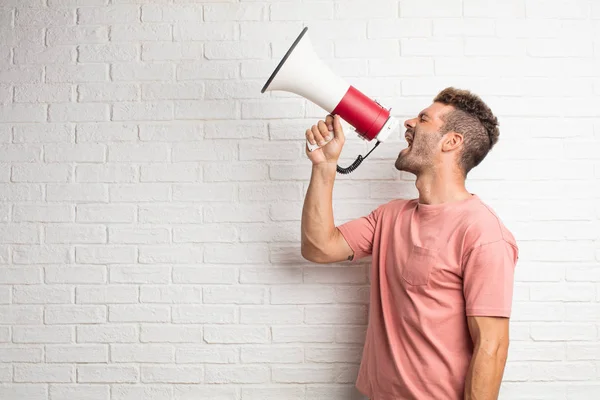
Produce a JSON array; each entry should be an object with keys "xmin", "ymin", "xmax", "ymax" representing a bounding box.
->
[{"xmin": 332, "ymin": 114, "xmax": 345, "ymax": 142}]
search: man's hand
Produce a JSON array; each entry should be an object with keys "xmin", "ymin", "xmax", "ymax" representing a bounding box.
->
[{"xmin": 305, "ymin": 114, "xmax": 345, "ymax": 166}]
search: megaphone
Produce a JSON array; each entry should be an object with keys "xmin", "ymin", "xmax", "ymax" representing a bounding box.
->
[{"xmin": 261, "ymin": 27, "xmax": 399, "ymax": 174}]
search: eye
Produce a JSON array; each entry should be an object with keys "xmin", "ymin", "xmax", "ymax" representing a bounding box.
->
[{"xmin": 419, "ymin": 115, "xmax": 426, "ymax": 122}]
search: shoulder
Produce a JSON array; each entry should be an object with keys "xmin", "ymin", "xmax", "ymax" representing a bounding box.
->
[
  {"xmin": 463, "ymin": 196, "xmax": 518, "ymax": 250},
  {"xmin": 375, "ymin": 198, "xmax": 414, "ymax": 216}
]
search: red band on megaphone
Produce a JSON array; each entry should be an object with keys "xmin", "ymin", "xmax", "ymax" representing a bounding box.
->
[{"xmin": 332, "ymin": 86, "xmax": 390, "ymax": 141}]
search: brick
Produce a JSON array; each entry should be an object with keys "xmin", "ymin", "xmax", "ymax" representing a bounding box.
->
[
  {"xmin": 173, "ymin": 141, "xmax": 236, "ymax": 161},
  {"xmin": 240, "ymin": 306, "xmax": 303, "ymax": 324},
  {"xmin": 47, "ymin": 26, "xmax": 108, "ymax": 45},
  {"xmin": 49, "ymin": 103, "xmax": 109, "ymax": 122},
  {"xmin": 272, "ymin": 285, "xmax": 336, "ymax": 305},
  {"xmin": 109, "ymin": 183, "xmax": 170, "ymax": 202},
  {"xmin": 77, "ymin": 365, "xmax": 139, "ymax": 383},
  {"xmin": 142, "ymin": 4, "xmax": 203, "ymax": 22},
  {"xmin": 140, "ymin": 163, "xmax": 199, "ymax": 182},
  {"xmin": 78, "ymin": 83, "xmax": 139, "ymax": 102},
  {"xmin": 272, "ymin": 326, "xmax": 335, "ymax": 343},
  {"xmin": 78, "ymin": 5, "xmax": 140, "ymax": 24},
  {"xmin": 77, "ymin": 204, "xmax": 135, "ymax": 223},
  {"xmin": 76, "ymin": 285, "xmax": 138, "ymax": 304},
  {"xmin": 109, "ymin": 266, "xmax": 170, "ymax": 284},
  {"xmin": 0, "ymin": 305, "xmax": 42, "ymax": 324},
  {"xmin": 172, "ymin": 266, "xmax": 236, "ymax": 284},
  {"xmin": 401, "ymin": 38, "xmax": 464, "ymax": 56},
  {"xmin": 46, "ymin": 345, "xmax": 107, "ymax": 363},
  {"xmin": 240, "ymin": 21, "xmax": 302, "ymax": 41},
  {"xmin": 464, "ymin": 0, "xmax": 525, "ymax": 17},
  {"xmin": 239, "ymin": 183, "xmax": 303, "ymax": 201},
  {"xmin": 141, "ymin": 325, "xmax": 203, "ymax": 343},
  {"xmin": 13, "ymin": 245, "xmax": 70, "ymax": 264},
  {"xmin": 13, "ymin": 325, "xmax": 71, "ymax": 345},
  {"xmin": 45, "ymin": 305, "xmax": 106, "ymax": 324},
  {"xmin": 45, "ymin": 266, "xmax": 106, "ymax": 284},
  {"xmin": 175, "ymin": 100, "xmax": 237, "ymax": 119},
  {"xmin": 0, "ymin": 348, "xmax": 43, "ymax": 362},
  {"xmin": 0, "ymin": 104, "xmax": 46, "ymax": 122},
  {"xmin": 172, "ymin": 305, "xmax": 235, "ymax": 324},
  {"xmin": 0, "ymin": 144, "xmax": 41, "ymax": 162},
  {"xmin": 174, "ymin": 22, "xmax": 236, "ymax": 41},
  {"xmin": 140, "ymin": 286, "xmax": 202, "ymax": 304},
  {"xmin": 205, "ymin": 42, "xmax": 268, "ymax": 60},
  {"xmin": 76, "ymin": 246, "xmax": 136, "ymax": 264},
  {"xmin": 205, "ymin": 3, "xmax": 264, "ymax": 21},
  {"xmin": 139, "ymin": 204, "xmax": 202, "ymax": 223},
  {"xmin": 240, "ymin": 142, "xmax": 302, "ymax": 160},
  {"xmin": 46, "ymin": 64, "xmax": 108, "ymax": 83},
  {"xmin": 368, "ymin": 19, "xmax": 432, "ymax": 38},
  {"xmin": 141, "ymin": 366, "xmax": 202, "ymax": 383},
  {"xmin": 113, "ymin": 101, "xmax": 174, "ymax": 121},
  {"xmin": 139, "ymin": 122, "xmax": 202, "ymax": 141},
  {"xmin": 400, "ymin": 0, "xmax": 461, "ymax": 17},
  {"xmin": 77, "ymin": 325, "xmax": 138, "ymax": 343},
  {"xmin": 15, "ymin": 84, "xmax": 71, "ymax": 102},
  {"xmin": 204, "ymin": 243, "xmax": 269, "ymax": 264},
  {"xmin": 138, "ymin": 245, "xmax": 203, "ymax": 264},
  {"xmin": 14, "ymin": 47, "xmax": 74, "ymax": 65},
  {"xmin": 177, "ymin": 61, "xmax": 237, "ymax": 80},
  {"xmin": 206, "ymin": 365, "xmax": 269, "ymax": 384},
  {"xmin": 526, "ymin": 0, "xmax": 590, "ymax": 18},
  {"xmin": 109, "ymin": 305, "xmax": 169, "ymax": 322},
  {"xmin": 0, "ymin": 267, "xmax": 41, "ymax": 284},
  {"xmin": 49, "ymin": 384, "xmax": 109, "ymax": 400},
  {"xmin": 45, "ymin": 224, "xmax": 106, "ymax": 244},
  {"xmin": 76, "ymin": 164, "xmax": 137, "ymax": 183},
  {"xmin": 12, "ymin": 164, "xmax": 70, "ymax": 182},
  {"xmin": 141, "ymin": 42, "xmax": 203, "ymax": 61},
  {"xmin": 108, "ymin": 226, "xmax": 169, "ymax": 244},
  {"xmin": 112, "ymin": 63, "xmax": 174, "ymax": 81},
  {"xmin": 141, "ymin": 82, "xmax": 204, "ymax": 100},
  {"xmin": 108, "ymin": 143, "xmax": 169, "ymax": 162},
  {"xmin": 13, "ymin": 123, "xmax": 74, "ymax": 143},
  {"xmin": 16, "ymin": 7, "xmax": 75, "ymax": 26},
  {"xmin": 14, "ymin": 364, "xmax": 73, "ymax": 383},
  {"xmin": 111, "ymin": 24, "xmax": 172, "ymax": 42},
  {"xmin": 111, "ymin": 344, "xmax": 174, "ymax": 363},
  {"xmin": 204, "ymin": 325, "xmax": 268, "ymax": 344},
  {"xmin": 112, "ymin": 385, "xmax": 173, "ymax": 400},
  {"xmin": 77, "ymin": 122, "xmax": 137, "ymax": 142},
  {"xmin": 205, "ymin": 120, "xmax": 266, "ymax": 139},
  {"xmin": 369, "ymin": 57, "xmax": 434, "ymax": 76},
  {"xmin": 172, "ymin": 183, "xmax": 235, "ymax": 202},
  {"xmin": 46, "ymin": 184, "xmax": 107, "ymax": 202},
  {"xmin": 13, "ymin": 286, "xmax": 72, "ymax": 304},
  {"xmin": 204, "ymin": 163, "xmax": 267, "ymax": 182}
]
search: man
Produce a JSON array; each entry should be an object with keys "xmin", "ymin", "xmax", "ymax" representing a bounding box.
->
[{"xmin": 300, "ymin": 87, "xmax": 519, "ymax": 400}]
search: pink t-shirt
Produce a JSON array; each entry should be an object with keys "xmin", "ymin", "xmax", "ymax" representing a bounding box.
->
[{"xmin": 337, "ymin": 194, "xmax": 518, "ymax": 400}]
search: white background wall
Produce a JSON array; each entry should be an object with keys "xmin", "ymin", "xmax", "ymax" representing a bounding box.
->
[{"xmin": 0, "ymin": 0, "xmax": 599, "ymax": 399}]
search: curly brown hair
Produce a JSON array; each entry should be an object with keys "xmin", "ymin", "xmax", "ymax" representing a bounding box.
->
[{"xmin": 433, "ymin": 87, "xmax": 499, "ymax": 175}]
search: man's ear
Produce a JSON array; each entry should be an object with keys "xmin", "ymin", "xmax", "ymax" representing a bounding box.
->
[{"xmin": 441, "ymin": 131, "xmax": 463, "ymax": 152}]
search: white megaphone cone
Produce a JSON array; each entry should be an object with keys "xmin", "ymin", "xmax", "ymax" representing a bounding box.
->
[{"xmin": 261, "ymin": 27, "xmax": 399, "ymax": 174}]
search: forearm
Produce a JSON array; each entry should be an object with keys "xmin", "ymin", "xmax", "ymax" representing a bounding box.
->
[
  {"xmin": 301, "ymin": 163, "xmax": 337, "ymax": 257},
  {"xmin": 464, "ymin": 342, "xmax": 508, "ymax": 400}
]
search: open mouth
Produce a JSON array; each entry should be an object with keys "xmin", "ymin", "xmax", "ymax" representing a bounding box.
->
[{"xmin": 405, "ymin": 132, "xmax": 414, "ymax": 149}]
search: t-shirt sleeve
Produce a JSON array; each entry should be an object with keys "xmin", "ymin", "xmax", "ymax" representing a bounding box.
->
[
  {"xmin": 462, "ymin": 239, "xmax": 519, "ymax": 318},
  {"xmin": 336, "ymin": 206, "xmax": 381, "ymax": 262}
]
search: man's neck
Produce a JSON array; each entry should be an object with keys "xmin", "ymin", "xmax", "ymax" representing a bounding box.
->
[{"xmin": 414, "ymin": 169, "xmax": 470, "ymax": 205}]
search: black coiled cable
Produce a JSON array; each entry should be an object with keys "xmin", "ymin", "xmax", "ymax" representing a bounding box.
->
[{"xmin": 336, "ymin": 141, "xmax": 381, "ymax": 174}]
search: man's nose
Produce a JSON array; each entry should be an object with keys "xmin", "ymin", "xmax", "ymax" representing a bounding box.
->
[{"xmin": 404, "ymin": 118, "xmax": 416, "ymax": 130}]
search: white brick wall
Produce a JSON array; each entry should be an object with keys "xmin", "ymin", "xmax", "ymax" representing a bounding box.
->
[{"xmin": 0, "ymin": 1, "xmax": 598, "ymax": 399}]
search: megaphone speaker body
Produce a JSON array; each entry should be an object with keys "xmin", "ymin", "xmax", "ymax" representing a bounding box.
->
[{"xmin": 261, "ymin": 27, "xmax": 399, "ymax": 153}]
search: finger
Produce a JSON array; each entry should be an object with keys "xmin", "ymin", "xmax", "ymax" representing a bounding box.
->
[
  {"xmin": 305, "ymin": 128, "xmax": 316, "ymax": 145},
  {"xmin": 311, "ymin": 124, "xmax": 326, "ymax": 146},
  {"xmin": 325, "ymin": 114, "xmax": 334, "ymax": 131},
  {"xmin": 332, "ymin": 114, "xmax": 345, "ymax": 142},
  {"xmin": 318, "ymin": 120, "xmax": 332, "ymax": 141}
]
